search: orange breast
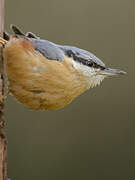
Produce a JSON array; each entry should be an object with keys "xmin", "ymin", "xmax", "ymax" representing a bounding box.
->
[{"xmin": 4, "ymin": 38, "xmax": 89, "ymax": 110}]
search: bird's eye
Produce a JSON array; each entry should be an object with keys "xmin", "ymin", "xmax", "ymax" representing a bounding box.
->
[{"xmin": 87, "ymin": 61, "xmax": 93, "ymax": 67}]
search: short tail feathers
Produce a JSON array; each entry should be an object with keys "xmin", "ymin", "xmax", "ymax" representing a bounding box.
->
[
  {"xmin": 3, "ymin": 32, "xmax": 10, "ymax": 41},
  {"xmin": 2, "ymin": 24, "xmax": 39, "ymax": 41},
  {"xmin": 11, "ymin": 24, "xmax": 25, "ymax": 36},
  {"xmin": 25, "ymin": 32, "xmax": 39, "ymax": 39},
  {"xmin": 10, "ymin": 24, "xmax": 39, "ymax": 39}
]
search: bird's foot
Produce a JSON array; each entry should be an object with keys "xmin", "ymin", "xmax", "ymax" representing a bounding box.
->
[{"xmin": 0, "ymin": 37, "xmax": 7, "ymax": 46}]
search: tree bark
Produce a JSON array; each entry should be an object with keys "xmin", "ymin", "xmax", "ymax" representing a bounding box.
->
[{"xmin": 0, "ymin": 0, "xmax": 7, "ymax": 180}]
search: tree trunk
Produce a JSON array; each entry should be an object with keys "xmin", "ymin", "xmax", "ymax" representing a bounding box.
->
[{"xmin": 0, "ymin": 0, "xmax": 8, "ymax": 180}]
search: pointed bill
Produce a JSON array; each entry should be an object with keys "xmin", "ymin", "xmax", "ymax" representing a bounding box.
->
[{"xmin": 99, "ymin": 68, "xmax": 127, "ymax": 76}]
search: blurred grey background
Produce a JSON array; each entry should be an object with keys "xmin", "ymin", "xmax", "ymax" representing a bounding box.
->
[{"xmin": 4, "ymin": 0, "xmax": 134, "ymax": 180}]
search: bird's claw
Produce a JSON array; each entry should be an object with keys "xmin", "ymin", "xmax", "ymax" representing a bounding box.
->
[{"xmin": 0, "ymin": 37, "xmax": 7, "ymax": 46}]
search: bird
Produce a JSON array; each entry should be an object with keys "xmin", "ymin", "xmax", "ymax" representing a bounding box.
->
[{"xmin": 0, "ymin": 25, "xmax": 126, "ymax": 110}]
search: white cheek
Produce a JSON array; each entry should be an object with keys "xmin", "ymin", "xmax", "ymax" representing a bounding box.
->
[
  {"xmin": 72, "ymin": 60, "xmax": 96, "ymax": 76},
  {"xmin": 72, "ymin": 60, "xmax": 105, "ymax": 87}
]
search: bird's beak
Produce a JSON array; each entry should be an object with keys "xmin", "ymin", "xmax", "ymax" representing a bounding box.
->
[{"xmin": 98, "ymin": 68, "xmax": 127, "ymax": 76}]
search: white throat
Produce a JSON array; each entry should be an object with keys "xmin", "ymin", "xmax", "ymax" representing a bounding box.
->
[{"xmin": 72, "ymin": 60, "xmax": 105, "ymax": 88}]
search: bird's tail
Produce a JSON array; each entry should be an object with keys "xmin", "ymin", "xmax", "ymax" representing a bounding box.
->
[
  {"xmin": 2, "ymin": 25, "xmax": 39, "ymax": 42},
  {"xmin": 11, "ymin": 25, "xmax": 39, "ymax": 39}
]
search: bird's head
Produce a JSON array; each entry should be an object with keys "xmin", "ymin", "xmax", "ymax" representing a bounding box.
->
[{"xmin": 72, "ymin": 58, "xmax": 126, "ymax": 88}]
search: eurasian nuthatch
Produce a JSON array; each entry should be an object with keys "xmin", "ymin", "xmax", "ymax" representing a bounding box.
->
[{"xmin": 0, "ymin": 25, "xmax": 126, "ymax": 110}]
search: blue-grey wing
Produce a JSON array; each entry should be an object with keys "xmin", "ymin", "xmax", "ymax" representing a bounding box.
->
[
  {"xmin": 10, "ymin": 25, "xmax": 65, "ymax": 61},
  {"xmin": 32, "ymin": 39, "xmax": 65, "ymax": 61}
]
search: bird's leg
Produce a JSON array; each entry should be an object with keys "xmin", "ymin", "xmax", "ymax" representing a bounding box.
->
[{"xmin": 0, "ymin": 37, "xmax": 7, "ymax": 46}]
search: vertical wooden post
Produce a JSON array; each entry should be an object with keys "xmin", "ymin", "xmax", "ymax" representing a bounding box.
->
[{"xmin": 0, "ymin": 0, "xmax": 7, "ymax": 180}]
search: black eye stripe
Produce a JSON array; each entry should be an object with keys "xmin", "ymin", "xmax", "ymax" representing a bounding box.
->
[
  {"xmin": 66, "ymin": 50, "xmax": 73, "ymax": 57},
  {"xmin": 66, "ymin": 50, "xmax": 105, "ymax": 70}
]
